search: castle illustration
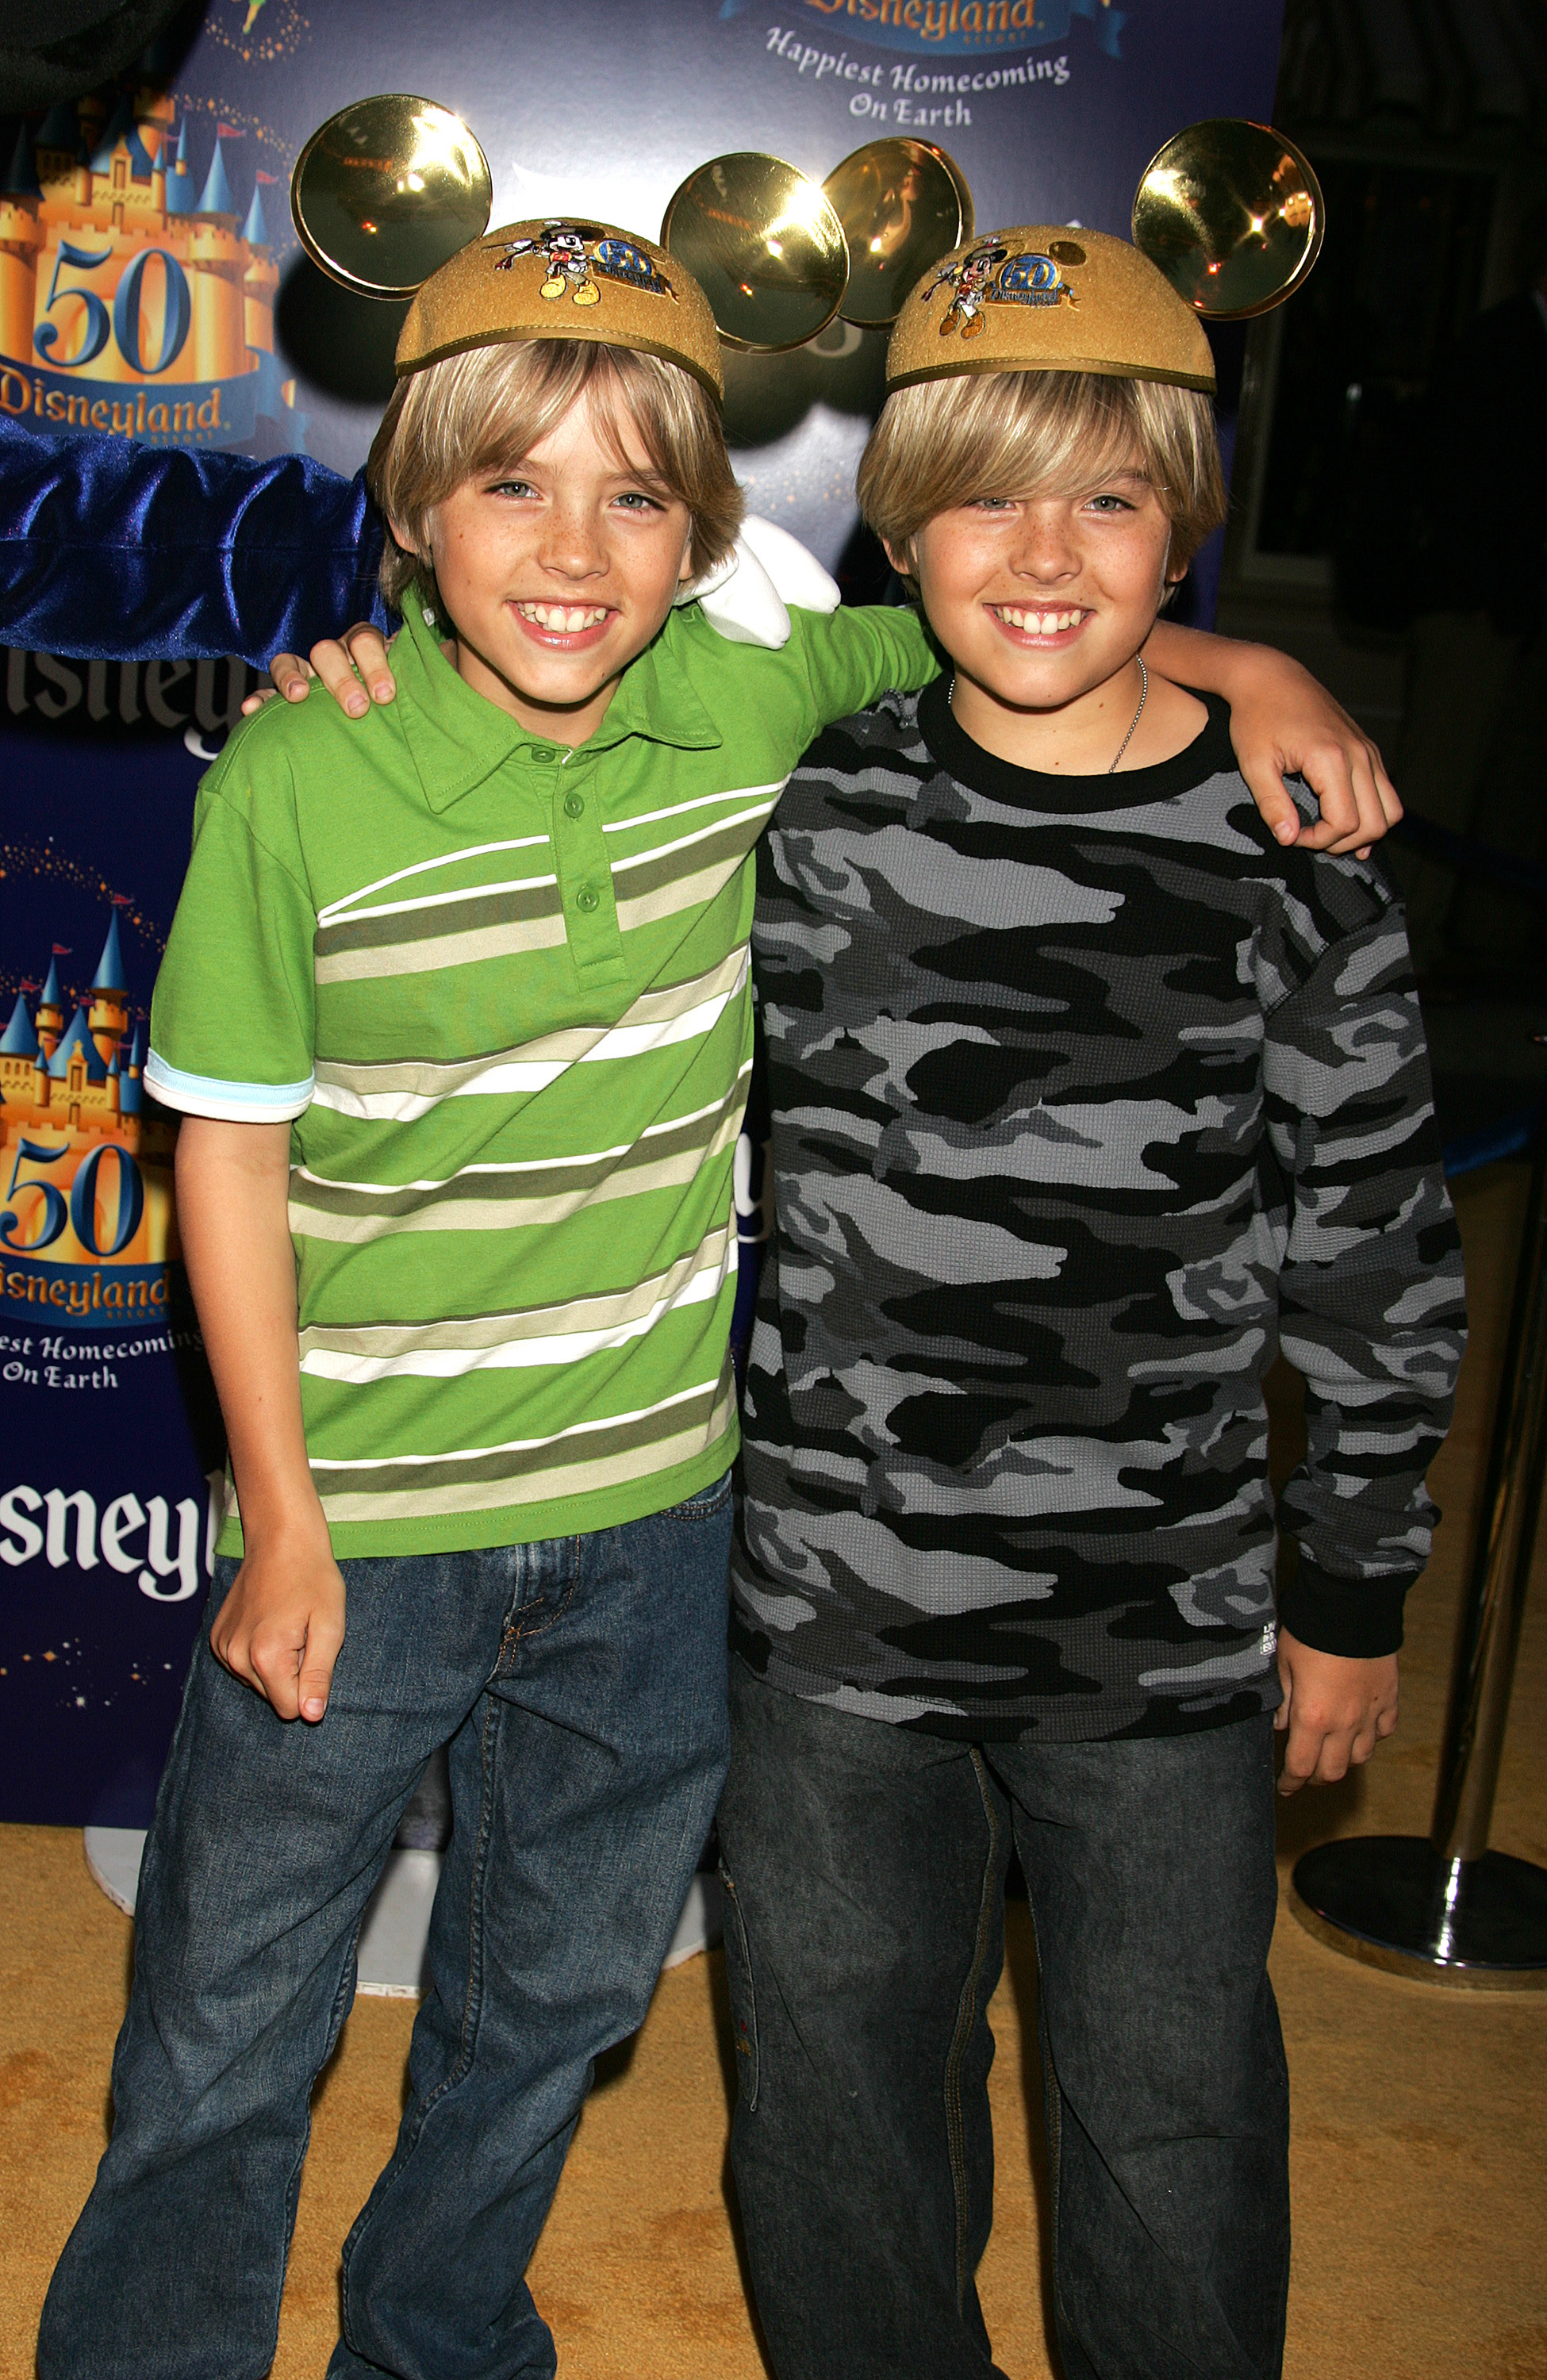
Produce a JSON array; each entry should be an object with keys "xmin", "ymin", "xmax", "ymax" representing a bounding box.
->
[
  {"xmin": 0, "ymin": 912, "xmax": 163, "ymax": 1146},
  {"xmin": 0, "ymin": 82, "xmax": 296, "ymax": 444}
]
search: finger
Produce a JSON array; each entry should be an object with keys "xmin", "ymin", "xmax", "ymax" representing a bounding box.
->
[
  {"xmin": 1288, "ymin": 747, "xmax": 1358, "ymax": 853},
  {"xmin": 1374, "ymin": 1698, "xmax": 1399, "ymax": 1738},
  {"xmin": 1346, "ymin": 1718, "xmax": 1380, "ymax": 1770},
  {"xmin": 209, "ymin": 1620, "xmax": 245, "ymax": 1682},
  {"xmin": 1239, "ymin": 754, "xmax": 1303, "ymax": 849},
  {"xmin": 1372, "ymin": 745, "xmax": 1403, "ymax": 825},
  {"xmin": 297, "ymin": 1610, "xmax": 346, "ymax": 1725},
  {"xmin": 305, "ymin": 637, "xmax": 372, "ymax": 718},
  {"xmin": 248, "ymin": 1629, "xmax": 306, "ymax": 1721},
  {"xmin": 267, "ymin": 652, "xmax": 316, "ymax": 704},
  {"xmin": 1277, "ymin": 1719, "xmax": 1319, "ymax": 1795},
  {"xmin": 1338, "ymin": 748, "xmax": 1390, "ymax": 855},
  {"xmin": 339, "ymin": 626, "xmax": 397, "ymax": 704},
  {"xmin": 239, "ymin": 687, "xmax": 279, "ymax": 717}
]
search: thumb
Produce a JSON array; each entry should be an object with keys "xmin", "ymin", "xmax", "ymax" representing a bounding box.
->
[
  {"xmin": 1241, "ymin": 753, "xmax": 1302, "ymax": 849},
  {"xmin": 298, "ymin": 1613, "xmax": 345, "ymax": 1725}
]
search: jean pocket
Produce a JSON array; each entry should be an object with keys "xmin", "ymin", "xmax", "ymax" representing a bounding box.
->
[
  {"xmin": 666, "ymin": 1468, "xmax": 733, "ymax": 1520},
  {"xmin": 719, "ymin": 1864, "xmax": 760, "ymax": 2111}
]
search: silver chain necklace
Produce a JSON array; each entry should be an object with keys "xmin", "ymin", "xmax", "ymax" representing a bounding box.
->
[
  {"xmin": 1107, "ymin": 655, "xmax": 1147, "ymax": 773},
  {"xmin": 947, "ymin": 654, "xmax": 1149, "ymax": 774}
]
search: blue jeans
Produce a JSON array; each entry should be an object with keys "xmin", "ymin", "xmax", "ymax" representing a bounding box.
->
[
  {"xmin": 39, "ymin": 1479, "xmax": 733, "ymax": 2380},
  {"xmin": 718, "ymin": 1660, "xmax": 1290, "ymax": 2380}
]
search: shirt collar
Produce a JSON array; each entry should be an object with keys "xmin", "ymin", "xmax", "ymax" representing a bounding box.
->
[{"xmin": 393, "ymin": 589, "xmax": 722, "ymax": 812}]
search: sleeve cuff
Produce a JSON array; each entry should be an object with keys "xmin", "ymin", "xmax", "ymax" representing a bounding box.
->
[
  {"xmin": 145, "ymin": 1050, "xmax": 313, "ymax": 1123},
  {"xmin": 1277, "ymin": 1558, "xmax": 1409, "ymax": 1658}
]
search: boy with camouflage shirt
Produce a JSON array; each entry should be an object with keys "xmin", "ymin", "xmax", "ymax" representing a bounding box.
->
[{"xmin": 720, "ymin": 232, "xmax": 1465, "ymax": 2380}]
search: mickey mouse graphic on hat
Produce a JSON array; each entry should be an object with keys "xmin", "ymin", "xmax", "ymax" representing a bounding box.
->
[
  {"xmin": 919, "ymin": 239, "xmax": 1008, "ymax": 340},
  {"xmin": 497, "ymin": 221, "xmax": 604, "ymax": 305}
]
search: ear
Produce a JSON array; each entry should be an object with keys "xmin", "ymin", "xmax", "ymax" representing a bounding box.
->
[
  {"xmin": 388, "ymin": 512, "xmax": 431, "ymax": 566},
  {"xmin": 678, "ymin": 529, "xmax": 697, "ymax": 588},
  {"xmin": 880, "ymin": 532, "xmax": 916, "ymax": 583}
]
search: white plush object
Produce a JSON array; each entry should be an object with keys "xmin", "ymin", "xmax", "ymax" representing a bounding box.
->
[{"xmin": 678, "ymin": 514, "xmax": 841, "ymax": 648}]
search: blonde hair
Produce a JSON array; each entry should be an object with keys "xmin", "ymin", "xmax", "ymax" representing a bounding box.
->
[
  {"xmin": 858, "ymin": 370, "xmax": 1226, "ymax": 590},
  {"xmin": 367, "ymin": 340, "xmax": 744, "ymax": 613}
]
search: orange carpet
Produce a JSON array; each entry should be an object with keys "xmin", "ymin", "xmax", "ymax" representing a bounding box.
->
[{"xmin": 2, "ymin": 1163, "xmax": 1544, "ymax": 2378}]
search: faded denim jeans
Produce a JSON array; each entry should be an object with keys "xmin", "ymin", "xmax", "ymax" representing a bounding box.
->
[
  {"xmin": 40, "ymin": 1476, "xmax": 733, "ymax": 2380},
  {"xmin": 718, "ymin": 1659, "xmax": 1290, "ymax": 2380}
]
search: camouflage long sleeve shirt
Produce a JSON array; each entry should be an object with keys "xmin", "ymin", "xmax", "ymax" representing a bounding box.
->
[{"xmin": 731, "ymin": 681, "xmax": 1467, "ymax": 1741}]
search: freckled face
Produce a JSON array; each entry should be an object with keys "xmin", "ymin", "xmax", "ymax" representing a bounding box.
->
[
  {"xmin": 891, "ymin": 463, "xmax": 1183, "ymax": 720},
  {"xmin": 406, "ymin": 383, "xmax": 697, "ymax": 743}
]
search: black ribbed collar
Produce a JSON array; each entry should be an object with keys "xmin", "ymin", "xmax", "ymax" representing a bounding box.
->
[{"xmin": 916, "ymin": 672, "xmax": 1235, "ymax": 813}]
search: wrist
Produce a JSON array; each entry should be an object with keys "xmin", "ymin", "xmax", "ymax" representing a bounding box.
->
[{"xmin": 231, "ymin": 1480, "xmax": 332, "ymax": 1558}]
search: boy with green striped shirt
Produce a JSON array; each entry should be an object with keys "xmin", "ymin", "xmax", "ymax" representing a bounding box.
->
[{"xmin": 40, "ymin": 217, "xmax": 1397, "ymax": 2380}]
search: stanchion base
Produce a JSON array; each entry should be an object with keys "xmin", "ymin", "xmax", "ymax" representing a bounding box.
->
[{"xmin": 1291, "ymin": 1837, "xmax": 1547, "ymax": 1988}]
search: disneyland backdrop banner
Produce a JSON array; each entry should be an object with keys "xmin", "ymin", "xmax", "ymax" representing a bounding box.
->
[{"xmin": 0, "ymin": 0, "xmax": 1284, "ymax": 1827}]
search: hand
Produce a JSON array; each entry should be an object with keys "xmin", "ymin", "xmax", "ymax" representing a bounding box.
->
[
  {"xmin": 1274, "ymin": 1628, "xmax": 1399, "ymax": 1794},
  {"xmin": 1229, "ymin": 658, "xmax": 1402, "ymax": 859},
  {"xmin": 240, "ymin": 623, "xmax": 399, "ymax": 719},
  {"xmin": 210, "ymin": 1525, "xmax": 347, "ymax": 1724}
]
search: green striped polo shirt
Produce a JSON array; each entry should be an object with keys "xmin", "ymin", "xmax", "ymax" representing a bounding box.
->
[{"xmin": 148, "ymin": 587, "xmax": 935, "ymax": 1557}]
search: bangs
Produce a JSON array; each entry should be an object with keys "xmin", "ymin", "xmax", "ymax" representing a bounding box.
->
[{"xmin": 858, "ymin": 370, "xmax": 1226, "ymax": 578}]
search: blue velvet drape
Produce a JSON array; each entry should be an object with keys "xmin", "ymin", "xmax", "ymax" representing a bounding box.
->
[{"xmin": 0, "ymin": 417, "xmax": 390, "ymax": 667}]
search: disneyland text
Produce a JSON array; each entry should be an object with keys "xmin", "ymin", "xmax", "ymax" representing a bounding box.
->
[{"xmin": 0, "ymin": 1479, "xmax": 219, "ymax": 1600}]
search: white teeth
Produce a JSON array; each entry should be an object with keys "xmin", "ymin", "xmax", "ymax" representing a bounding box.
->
[
  {"xmin": 994, "ymin": 605, "xmax": 1082, "ymax": 633},
  {"xmin": 517, "ymin": 602, "xmax": 609, "ymax": 631}
]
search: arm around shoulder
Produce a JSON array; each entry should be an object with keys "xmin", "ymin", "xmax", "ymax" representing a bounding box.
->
[{"xmin": 1144, "ymin": 617, "xmax": 1401, "ymax": 854}]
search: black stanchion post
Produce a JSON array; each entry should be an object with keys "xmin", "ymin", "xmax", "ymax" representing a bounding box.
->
[{"xmin": 1290, "ymin": 1119, "xmax": 1547, "ymax": 1987}]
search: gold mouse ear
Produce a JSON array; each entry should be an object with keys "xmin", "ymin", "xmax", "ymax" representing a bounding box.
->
[
  {"xmin": 1132, "ymin": 119, "xmax": 1324, "ymax": 321},
  {"xmin": 661, "ymin": 153, "xmax": 850, "ymax": 352},
  {"xmin": 291, "ymin": 95, "xmax": 493, "ymax": 300},
  {"xmin": 823, "ymin": 140, "xmax": 974, "ymax": 329}
]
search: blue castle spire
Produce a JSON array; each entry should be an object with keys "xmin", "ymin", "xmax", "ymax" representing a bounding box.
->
[
  {"xmin": 127, "ymin": 1019, "xmax": 144, "ymax": 1071},
  {"xmin": 196, "ymin": 136, "xmax": 236, "ymax": 217},
  {"xmin": 48, "ymin": 1008, "xmax": 108, "ymax": 1083},
  {"xmin": 35, "ymin": 102, "xmax": 79, "ymax": 152},
  {"xmin": 93, "ymin": 912, "xmax": 127, "ymax": 994},
  {"xmin": 91, "ymin": 94, "xmax": 136, "ymax": 173},
  {"xmin": 36, "ymin": 958, "xmax": 63, "ymax": 1012},
  {"xmin": 165, "ymin": 121, "xmax": 194, "ymax": 216},
  {"xmin": 0, "ymin": 992, "xmax": 37, "ymax": 1058},
  {"xmin": 122, "ymin": 125, "xmax": 155, "ymax": 182},
  {"xmin": 241, "ymin": 182, "xmax": 269, "ymax": 246},
  {"xmin": 4, "ymin": 125, "xmax": 40, "ymax": 198}
]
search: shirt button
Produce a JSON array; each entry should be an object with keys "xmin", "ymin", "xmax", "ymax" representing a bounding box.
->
[
  {"xmin": 563, "ymin": 791, "xmax": 585, "ymax": 819},
  {"xmin": 528, "ymin": 743, "xmax": 556, "ymax": 764},
  {"xmin": 576, "ymin": 885, "xmax": 600, "ymax": 913}
]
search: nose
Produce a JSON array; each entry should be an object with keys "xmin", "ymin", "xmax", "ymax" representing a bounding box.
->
[
  {"xmin": 1011, "ymin": 502, "xmax": 1080, "ymax": 584},
  {"xmin": 537, "ymin": 497, "xmax": 608, "ymax": 583}
]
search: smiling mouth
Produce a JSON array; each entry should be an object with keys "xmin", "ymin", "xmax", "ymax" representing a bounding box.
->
[
  {"xmin": 989, "ymin": 605, "xmax": 1089, "ymax": 634},
  {"xmin": 513, "ymin": 601, "xmax": 612, "ymax": 632}
]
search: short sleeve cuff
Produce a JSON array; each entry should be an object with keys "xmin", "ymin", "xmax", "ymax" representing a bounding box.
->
[
  {"xmin": 1277, "ymin": 1559, "xmax": 1408, "ymax": 1659},
  {"xmin": 145, "ymin": 1050, "xmax": 314, "ymax": 1123}
]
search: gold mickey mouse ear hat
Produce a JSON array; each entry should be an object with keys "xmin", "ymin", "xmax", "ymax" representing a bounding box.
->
[
  {"xmin": 395, "ymin": 219, "xmax": 724, "ymax": 399},
  {"xmin": 886, "ymin": 225, "xmax": 1216, "ymax": 395},
  {"xmin": 883, "ymin": 121, "xmax": 1324, "ymax": 396}
]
